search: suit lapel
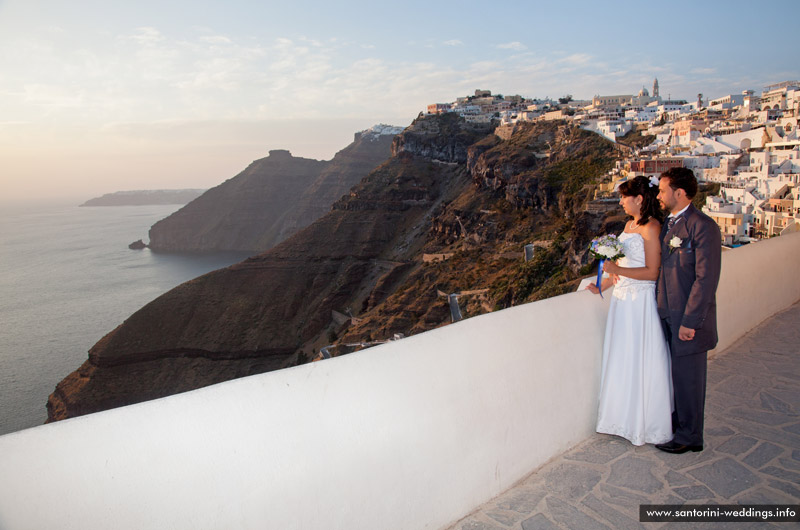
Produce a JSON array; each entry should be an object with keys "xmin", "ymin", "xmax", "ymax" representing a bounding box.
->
[
  {"xmin": 665, "ymin": 204, "xmax": 695, "ymax": 239},
  {"xmin": 663, "ymin": 204, "xmax": 696, "ymax": 259}
]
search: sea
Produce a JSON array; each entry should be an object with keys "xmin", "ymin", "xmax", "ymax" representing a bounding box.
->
[{"xmin": 0, "ymin": 201, "xmax": 252, "ymax": 436}]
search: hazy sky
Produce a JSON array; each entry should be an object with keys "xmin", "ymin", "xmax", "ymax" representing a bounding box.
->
[{"xmin": 1, "ymin": 0, "xmax": 798, "ymax": 202}]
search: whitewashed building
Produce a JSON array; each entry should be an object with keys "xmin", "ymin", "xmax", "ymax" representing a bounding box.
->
[{"xmin": 703, "ymin": 195, "xmax": 753, "ymax": 245}]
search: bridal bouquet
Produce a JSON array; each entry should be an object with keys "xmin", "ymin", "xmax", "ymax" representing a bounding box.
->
[
  {"xmin": 589, "ymin": 234, "xmax": 625, "ymax": 297},
  {"xmin": 589, "ymin": 234, "xmax": 625, "ymax": 261}
]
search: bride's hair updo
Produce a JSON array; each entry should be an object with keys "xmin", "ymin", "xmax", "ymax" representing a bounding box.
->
[{"xmin": 617, "ymin": 176, "xmax": 663, "ymax": 226}]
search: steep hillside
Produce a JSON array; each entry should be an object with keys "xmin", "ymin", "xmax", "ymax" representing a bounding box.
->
[
  {"xmin": 47, "ymin": 115, "xmax": 620, "ymax": 422},
  {"xmin": 147, "ymin": 126, "xmax": 399, "ymax": 252},
  {"xmin": 337, "ymin": 119, "xmax": 622, "ymax": 345}
]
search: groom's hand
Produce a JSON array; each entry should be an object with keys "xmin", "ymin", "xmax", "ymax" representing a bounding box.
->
[{"xmin": 678, "ymin": 326, "xmax": 696, "ymax": 341}]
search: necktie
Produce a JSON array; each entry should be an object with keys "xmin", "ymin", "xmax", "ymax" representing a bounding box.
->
[{"xmin": 667, "ymin": 215, "xmax": 679, "ymax": 230}]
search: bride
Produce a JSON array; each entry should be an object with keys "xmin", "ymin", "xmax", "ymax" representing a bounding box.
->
[{"xmin": 587, "ymin": 175, "xmax": 673, "ymax": 446}]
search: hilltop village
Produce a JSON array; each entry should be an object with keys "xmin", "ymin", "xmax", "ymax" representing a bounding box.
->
[{"xmin": 427, "ymin": 80, "xmax": 800, "ymax": 246}]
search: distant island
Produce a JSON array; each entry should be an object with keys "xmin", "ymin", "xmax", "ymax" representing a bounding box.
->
[{"xmin": 80, "ymin": 189, "xmax": 206, "ymax": 207}]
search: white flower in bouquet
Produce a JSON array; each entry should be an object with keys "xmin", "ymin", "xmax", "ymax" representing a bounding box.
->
[{"xmin": 589, "ymin": 234, "xmax": 625, "ymax": 261}]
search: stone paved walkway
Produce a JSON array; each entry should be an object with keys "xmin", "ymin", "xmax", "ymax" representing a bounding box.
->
[{"xmin": 446, "ymin": 302, "xmax": 800, "ymax": 529}]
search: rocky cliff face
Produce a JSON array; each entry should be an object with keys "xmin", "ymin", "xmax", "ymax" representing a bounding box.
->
[
  {"xmin": 392, "ymin": 112, "xmax": 495, "ymax": 163},
  {"xmin": 47, "ymin": 116, "xmax": 619, "ymax": 423},
  {"xmin": 147, "ymin": 126, "xmax": 399, "ymax": 252}
]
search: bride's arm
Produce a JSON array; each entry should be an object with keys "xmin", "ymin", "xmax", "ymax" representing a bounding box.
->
[
  {"xmin": 602, "ymin": 222, "xmax": 661, "ymax": 281},
  {"xmin": 586, "ymin": 275, "xmax": 614, "ymax": 294}
]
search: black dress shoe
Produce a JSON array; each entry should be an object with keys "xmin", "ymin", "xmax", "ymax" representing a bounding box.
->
[{"xmin": 655, "ymin": 440, "xmax": 703, "ymax": 454}]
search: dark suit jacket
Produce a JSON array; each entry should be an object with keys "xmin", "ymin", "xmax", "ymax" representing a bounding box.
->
[{"xmin": 657, "ymin": 204, "xmax": 722, "ymax": 356}]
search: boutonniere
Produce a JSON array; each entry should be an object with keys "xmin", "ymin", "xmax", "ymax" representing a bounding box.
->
[{"xmin": 669, "ymin": 236, "xmax": 682, "ymax": 252}]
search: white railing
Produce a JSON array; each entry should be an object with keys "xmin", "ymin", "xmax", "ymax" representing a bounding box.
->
[{"xmin": 1, "ymin": 233, "xmax": 799, "ymax": 530}]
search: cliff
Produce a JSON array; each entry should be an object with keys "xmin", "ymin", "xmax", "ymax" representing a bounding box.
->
[
  {"xmin": 147, "ymin": 125, "xmax": 401, "ymax": 252},
  {"xmin": 47, "ymin": 116, "xmax": 620, "ymax": 422},
  {"xmin": 80, "ymin": 189, "xmax": 206, "ymax": 206}
]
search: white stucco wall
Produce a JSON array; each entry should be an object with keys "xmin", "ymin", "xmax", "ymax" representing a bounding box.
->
[
  {"xmin": 1, "ymin": 232, "xmax": 799, "ymax": 530},
  {"xmin": 712, "ymin": 231, "xmax": 800, "ymax": 354}
]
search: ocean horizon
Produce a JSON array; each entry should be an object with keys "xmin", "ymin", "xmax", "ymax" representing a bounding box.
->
[{"xmin": 0, "ymin": 201, "xmax": 251, "ymax": 435}]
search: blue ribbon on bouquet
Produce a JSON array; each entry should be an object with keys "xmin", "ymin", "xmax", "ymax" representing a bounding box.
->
[{"xmin": 596, "ymin": 259, "xmax": 605, "ymax": 299}]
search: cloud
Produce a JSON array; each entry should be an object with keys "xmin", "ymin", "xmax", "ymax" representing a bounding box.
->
[
  {"xmin": 561, "ymin": 53, "xmax": 592, "ymax": 65},
  {"xmin": 127, "ymin": 27, "xmax": 165, "ymax": 47},
  {"xmin": 496, "ymin": 41, "xmax": 526, "ymax": 51},
  {"xmin": 1, "ymin": 21, "xmax": 750, "ymax": 137},
  {"xmin": 200, "ymin": 35, "xmax": 233, "ymax": 45},
  {"xmin": 691, "ymin": 67, "xmax": 717, "ymax": 75},
  {"xmin": 22, "ymin": 83, "xmax": 84, "ymax": 109}
]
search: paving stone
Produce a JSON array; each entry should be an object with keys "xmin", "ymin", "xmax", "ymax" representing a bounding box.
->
[
  {"xmin": 494, "ymin": 487, "xmax": 546, "ymax": 515},
  {"xmin": 712, "ymin": 376, "xmax": 761, "ymax": 399},
  {"xmin": 761, "ymin": 340, "xmax": 799, "ymax": 354},
  {"xmin": 760, "ymin": 392, "xmax": 795, "ymax": 414},
  {"xmin": 704, "ymin": 400, "xmax": 727, "ymax": 417},
  {"xmin": 673, "ymin": 484, "xmax": 715, "ymax": 500},
  {"xmin": 659, "ymin": 494, "xmax": 686, "ymax": 508},
  {"xmin": 581, "ymin": 493, "xmax": 644, "ymax": 530},
  {"xmin": 723, "ymin": 337, "xmax": 758, "ymax": 354},
  {"xmin": 777, "ymin": 457, "xmax": 800, "ymax": 472},
  {"xmin": 793, "ymin": 449, "xmax": 800, "ymax": 461},
  {"xmin": 542, "ymin": 463, "xmax": 601, "ymax": 501},
  {"xmin": 785, "ymin": 423, "xmax": 800, "ymax": 436},
  {"xmin": 597, "ymin": 483, "xmax": 650, "ymax": 511},
  {"xmin": 607, "ymin": 455, "xmax": 664, "ymax": 494},
  {"xmin": 767, "ymin": 478, "xmax": 800, "ymax": 499},
  {"xmin": 705, "ymin": 425, "xmax": 735, "ymax": 437},
  {"xmin": 727, "ymin": 418, "xmax": 800, "ymax": 448},
  {"xmin": 708, "ymin": 400, "xmax": 736, "ymax": 419},
  {"xmin": 723, "ymin": 406, "xmax": 791, "ymax": 426},
  {"xmin": 757, "ymin": 345, "xmax": 795, "ymax": 357},
  {"xmin": 735, "ymin": 486, "xmax": 797, "ymax": 505},
  {"xmin": 706, "ymin": 369, "xmax": 732, "ymax": 387},
  {"xmin": 485, "ymin": 509, "xmax": 521, "ymax": 527},
  {"xmin": 716, "ymin": 435, "xmax": 758, "ymax": 455},
  {"xmin": 776, "ymin": 372, "xmax": 800, "ymax": 384},
  {"xmin": 459, "ymin": 518, "xmax": 506, "ymax": 530},
  {"xmin": 687, "ymin": 458, "xmax": 759, "ymax": 498},
  {"xmin": 520, "ymin": 513, "xmax": 559, "ymax": 530},
  {"xmin": 714, "ymin": 355, "xmax": 765, "ymax": 371},
  {"xmin": 760, "ymin": 465, "xmax": 800, "ymax": 483},
  {"xmin": 598, "ymin": 483, "xmax": 654, "ymax": 518},
  {"xmin": 545, "ymin": 496, "xmax": 611, "ymax": 530},
  {"xmin": 664, "ymin": 470, "xmax": 693, "ymax": 487},
  {"xmin": 770, "ymin": 377, "xmax": 800, "ymax": 398},
  {"xmin": 759, "ymin": 359, "xmax": 798, "ymax": 375},
  {"xmin": 742, "ymin": 442, "xmax": 783, "ymax": 469},
  {"xmin": 564, "ymin": 437, "xmax": 629, "ymax": 464}
]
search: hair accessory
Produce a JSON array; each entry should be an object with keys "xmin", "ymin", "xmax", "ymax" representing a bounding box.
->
[{"xmin": 648, "ymin": 175, "xmax": 659, "ymax": 188}]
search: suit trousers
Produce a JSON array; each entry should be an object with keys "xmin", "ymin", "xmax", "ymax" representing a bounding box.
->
[{"xmin": 662, "ymin": 318, "xmax": 708, "ymax": 446}]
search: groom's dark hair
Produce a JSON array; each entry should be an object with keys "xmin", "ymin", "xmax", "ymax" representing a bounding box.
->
[{"xmin": 660, "ymin": 167, "xmax": 698, "ymax": 198}]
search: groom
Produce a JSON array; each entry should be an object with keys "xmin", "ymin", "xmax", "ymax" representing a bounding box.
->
[{"xmin": 655, "ymin": 167, "xmax": 722, "ymax": 454}]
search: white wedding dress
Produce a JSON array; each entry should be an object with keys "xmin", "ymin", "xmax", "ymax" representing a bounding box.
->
[{"xmin": 596, "ymin": 231, "xmax": 673, "ymax": 445}]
